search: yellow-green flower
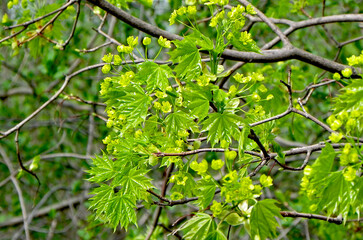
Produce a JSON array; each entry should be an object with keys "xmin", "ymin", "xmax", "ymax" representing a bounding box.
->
[
  {"xmin": 101, "ymin": 64, "xmax": 111, "ymax": 74},
  {"xmin": 158, "ymin": 36, "xmax": 171, "ymax": 48},
  {"xmin": 113, "ymin": 55, "xmax": 122, "ymax": 65},
  {"xmin": 211, "ymin": 159, "xmax": 224, "ymax": 170},
  {"xmin": 142, "ymin": 37, "xmax": 151, "ymax": 45},
  {"xmin": 161, "ymin": 101, "xmax": 172, "ymax": 113},
  {"xmin": 260, "ymin": 174, "xmax": 273, "ymax": 187}
]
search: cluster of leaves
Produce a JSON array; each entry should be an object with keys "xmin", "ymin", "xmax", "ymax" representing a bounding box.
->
[
  {"xmin": 87, "ymin": 2, "xmax": 287, "ymax": 239},
  {"xmin": 86, "ymin": 0, "xmax": 363, "ymax": 238}
]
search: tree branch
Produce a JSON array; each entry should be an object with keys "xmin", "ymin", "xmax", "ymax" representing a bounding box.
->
[{"xmin": 280, "ymin": 211, "xmax": 343, "ymax": 225}]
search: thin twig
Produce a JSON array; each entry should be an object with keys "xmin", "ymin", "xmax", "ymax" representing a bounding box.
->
[
  {"xmin": 15, "ymin": 130, "xmax": 40, "ymax": 187},
  {"xmin": 145, "ymin": 164, "xmax": 174, "ymax": 240},
  {"xmin": 0, "ymin": 147, "xmax": 31, "ymax": 240},
  {"xmin": 60, "ymin": 0, "xmax": 81, "ymax": 50},
  {"xmin": 280, "ymin": 211, "xmax": 343, "ymax": 225},
  {"xmin": 274, "ymin": 151, "xmax": 312, "ymax": 171}
]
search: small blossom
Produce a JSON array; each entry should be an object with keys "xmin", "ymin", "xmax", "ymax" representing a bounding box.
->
[
  {"xmin": 101, "ymin": 64, "xmax": 111, "ymax": 74},
  {"xmin": 341, "ymin": 68, "xmax": 352, "ymax": 78},
  {"xmin": 329, "ymin": 132, "xmax": 343, "ymax": 143},
  {"xmin": 343, "ymin": 167, "xmax": 356, "ymax": 182},
  {"xmin": 187, "ymin": 6, "xmax": 197, "ymax": 15},
  {"xmin": 260, "ymin": 174, "xmax": 273, "ymax": 187},
  {"xmin": 266, "ymin": 94, "xmax": 274, "ymax": 101},
  {"xmin": 161, "ymin": 101, "xmax": 172, "ymax": 113},
  {"xmin": 169, "ymin": 10, "xmax": 178, "ymax": 25},
  {"xmin": 127, "ymin": 36, "xmax": 138, "ymax": 47},
  {"xmin": 102, "ymin": 53, "xmax": 113, "ymax": 63},
  {"xmin": 158, "ymin": 36, "xmax": 171, "ymax": 48},
  {"xmin": 113, "ymin": 55, "xmax": 122, "ymax": 65},
  {"xmin": 142, "ymin": 37, "xmax": 151, "ymax": 45},
  {"xmin": 333, "ymin": 72, "xmax": 341, "ymax": 80},
  {"xmin": 153, "ymin": 101, "xmax": 161, "ymax": 109},
  {"xmin": 171, "ymin": 192, "xmax": 184, "ymax": 200},
  {"xmin": 246, "ymin": 4, "xmax": 256, "ymax": 15},
  {"xmin": 211, "ymin": 159, "xmax": 224, "ymax": 170}
]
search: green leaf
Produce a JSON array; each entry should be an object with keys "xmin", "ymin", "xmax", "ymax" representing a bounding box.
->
[
  {"xmin": 164, "ymin": 110, "xmax": 199, "ymax": 137},
  {"xmin": 250, "ymin": 199, "xmax": 282, "ymax": 240},
  {"xmin": 117, "ymin": 85, "xmax": 151, "ymax": 129},
  {"xmin": 196, "ymin": 179, "xmax": 217, "ymax": 209},
  {"xmin": 318, "ymin": 171, "xmax": 354, "ymax": 219},
  {"xmin": 205, "ymin": 229, "xmax": 227, "ymax": 240},
  {"xmin": 168, "ymin": 38, "xmax": 202, "ymax": 80},
  {"xmin": 89, "ymin": 184, "xmax": 115, "ymax": 218},
  {"xmin": 87, "ymin": 153, "xmax": 117, "ymax": 183},
  {"xmin": 178, "ymin": 213, "xmax": 217, "ymax": 240},
  {"xmin": 185, "ymin": 31, "xmax": 214, "ymax": 51},
  {"xmin": 202, "ymin": 112, "xmax": 242, "ymax": 147},
  {"xmin": 183, "ymin": 84, "xmax": 212, "ymax": 120},
  {"xmin": 309, "ymin": 143, "xmax": 336, "ymax": 184},
  {"xmin": 113, "ymin": 167, "xmax": 153, "ymax": 200},
  {"xmin": 238, "ymin": 125, "xmax": 250, "ymax": 161},
  {"xmin": 135, "ymin": 61, "xmax": 173, "ymax": 92},
  {"xmin": 107, "ymin": 193, "xmax": 137, "ymax": 231},
  {"xmin": 229, "ymin": 32, "xmax": 261, "ymax": 54}
]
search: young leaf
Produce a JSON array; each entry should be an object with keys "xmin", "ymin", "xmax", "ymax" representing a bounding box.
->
[
  {"xmin": 309, "ymin": 143, "xmax": 336, "ymax": 184},
  {"xmin": 87, "ymin": 153, "xmax": 117, "ymax": 183},
  {"xmin": 317, "ymin": 171, "xmax": 354, "ymax": 219},
  {"xmin": 118, "ymin": 85, "xmax": 151, "ymax": 129},
  {"xmin": 168, "ymin": 38, "xmax": 202, "ymax": 80},
  {"xmin": 250, "ymin": 199, "xmax": 282, "ymax": 240},
  {"xmin": 107, "ymin": 193, "xmax": 137, "ymax": 231},
  {"xmin": 183, "ymin": 84, "xmax": 212, "ymax": 120},
  {"xmin": 202, "ymin": 112, "xmax": 242, "ymax": 146},
  {"xmin": 178, "ymin": 212, "xmax": 217, "ymax": 240},
  {"xmin": 113, "ymin": 167, "xmax": 153, "ymax": 200},
  {"xmin": 205, "ymin": 229, "xmax": 227, "ymax": 240},
  {"xmin": 135, "ymin": 61, "xmax": 173, "ymax": 92},
  {"xmin": 196, "ymin": 179, "xmax": 217, "ymax": 209},
  {"xmin": 164, "ymin": 110, "xmax": 199, "ymax": 137},
  {"xmin": 89, "ymin": 184, "xmax": 114, "ymax": 214}
]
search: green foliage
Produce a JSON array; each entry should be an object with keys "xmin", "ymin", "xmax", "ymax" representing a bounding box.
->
[
  {"xmin": 177, "ymin": 213, "xmax": 217, "ymax": 240},
  {"xmin": 202, "ymin": 112, "xmax": 242, "ymax": 147},
  {"xmin": 250, "ymin": 199, "xmax": 282, "ymax": 240}
]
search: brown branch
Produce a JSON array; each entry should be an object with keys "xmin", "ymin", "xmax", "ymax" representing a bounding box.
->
[
  {"xmin": 0, "ymin": 147, "xmax": 30, "ymax": 239},
  {"xmin": 274, "ymin": 150, "xmax": 312, "ymax": 171},
  {"xmin": 15, "ymin": 130, "xmax": 40, "ymax": 187},
  {"xmin": 145, "ymin": 164, "xmax": 174, "ymax": 240},
  {"xmin": 4, "ymin": 0, "xmax": 77, "ymax": 30},
  {"xmin": 280, "ymin": 211, "xmax": 343, "ymax": 225},
  {"xmin": 60, "ymin": 0, "xmax": 81, "ymax": 50},
  {"xmin": 237, "ymin": 0, "xmax": 292, "ymax": 47},
  {"xmin": 147, "ymin": 189, "xmax": 198, "ymax": 207},
  {"xmin": 0, "ymin": 63, "xmax": 113, "ymax": 139},
  {"xmin": 85, "ymin": 0, "xmax": 361, "ymax": 77},
  {"xmin": 154, "ymin": 148, "xmax": 262, "ymax": 158},
  {"xmin": 248, "ymin": 129, "xmax": 270, "ymax": 159},
  {"xmin": 0, "ymin": 193, "xmax": 89, "ymax": 228}
]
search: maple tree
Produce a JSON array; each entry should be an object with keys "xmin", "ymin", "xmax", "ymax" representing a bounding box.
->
[{"xmin": 0, "ymin": 0, "xmax": 362, "ymax": 239}]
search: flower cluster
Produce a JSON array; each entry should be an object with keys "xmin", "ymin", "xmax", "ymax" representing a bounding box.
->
[
  {"xmin": 327, "ymin": 109, "xmax": 360, "ymax": 132},
  {"xmin": 210, "ymin": 10, "xmax": 225, "ymax": 27},
  {"xmin": 169, "ymin": 5, "xmax": 197, "ymax": 25},
  {"xmin": 233, "ymin": 72, "xmax": 265, "ymax": 84},
  {"xmin": 347, "ymin": 50, "xmax": 363, "ymax": 66},
  {"xmin": 220, "ymin": 171, "xmax": 261, "ymax": 203},
  {"xmin": 339, "ymin": 143, "xmax": 359, "ymax": 166},
  {"xmin": 190, "ymin": 159, "xmax": 208, "ymax": 175},
  {"xmin": 117, "ymin": 36, "xmax": 138, "ymax": 54},
  {"xmin": 157, "ymin": 36, "xmax": 171, "ymax": 48}
]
